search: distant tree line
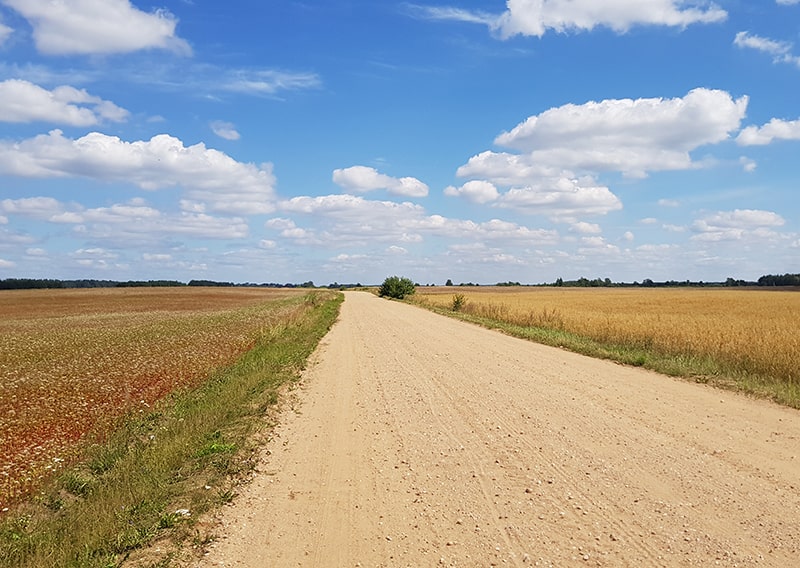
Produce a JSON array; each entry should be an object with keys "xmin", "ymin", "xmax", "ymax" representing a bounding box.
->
[
  {"xmin": 117, "ymin": 280, "xmax": 187, "ymax": 288},
  {"xmin": 0, "ymin": 278, "xmax": 326, "ymax": 290},
  {"xmin": 324, "ymin": 282, "xmax": 364, "ymax": 290},
  {"xmin": 757, "ymin": 273, "xmax": 800, "ymax": 286},
  {"xmin": 0, "ymin": 278, "xmax": 192, "ymax": 290},
  {"xmin": 0, "ymin": 278, "xmax": 133, "ymax": 290},
  {"xmin": 544, "ymin": 274, "xmax": 799, "ymax": 288},
  {"xmin": 3, "ymin": 273, "xmax": 798, "ymax": 291},
  {"xmin": 437, "ymin": 273, "xmax": 800, "ymax": 288}
]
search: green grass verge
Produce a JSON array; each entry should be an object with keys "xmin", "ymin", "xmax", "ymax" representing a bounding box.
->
[
  {"xmin": 0, "ymin": 291, "xmax": 343, "ymax": 568},
  {"xmin": 413, "ymin": 300, "xmax": 800, "ymax": 409}
]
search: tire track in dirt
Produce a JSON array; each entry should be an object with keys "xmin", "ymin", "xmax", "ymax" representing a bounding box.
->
[
  {"xmin": 370, "ymin": 304, "xmax": 664, "ymax": 565},
  {"xmin": 189, "ymin": 291, "xmax": 800, "ymax": 567},
  {"xmin": 374, "ymin": 330, "xmax": 528, "ymax": 566}
]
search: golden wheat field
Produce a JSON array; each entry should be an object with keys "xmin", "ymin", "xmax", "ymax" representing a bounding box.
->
[
  {"xmin": 0, "ymin": 286, "xmax": 308, "ymax": 509},
  {"xmin": 414, "ymin": 287, "xmax": 800, "ymax": 387}
]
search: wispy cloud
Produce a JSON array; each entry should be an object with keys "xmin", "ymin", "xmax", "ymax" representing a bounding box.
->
[
  {"xmin": 404, "ymin": 4, "xmax": 499, "ymax": 26},
  {"xmin": 220, "ymin": 69, "xmax": 321, "ymax": 96},
  {"xmin": 734, "ymin": 31, "xmax": 800, "ymax": 68},
  {"xmin": 210, "ymin": 120, "xmax": 241, "ymax": 141},
  {"xmin": 0, "ymin": 20, "xmax": 11, "ymax": 44},
  {"xmin": 0, "ymin": 59, "xmax": 321, "ymax": 102}
]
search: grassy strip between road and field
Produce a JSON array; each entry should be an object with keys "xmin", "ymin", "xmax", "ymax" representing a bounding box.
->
[
  {"xmin": 412, "ymin": 298, "xmax": 800, "ymax": 410},
  {"xmin": 0, "ymin": 291, "xmax": 343, "ymax": 568}
]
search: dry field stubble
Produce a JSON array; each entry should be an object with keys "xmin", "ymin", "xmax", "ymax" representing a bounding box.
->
[
  {"xmin": 415, "ymin": 287, "xmax": 800, "ymax": 395},
  {"xmin": 0, "ymin": 287, "xmax": 307, "ymax": 509}
]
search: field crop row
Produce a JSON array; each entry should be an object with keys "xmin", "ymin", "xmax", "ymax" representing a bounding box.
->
[
  {"xmin": 414, "ymin": 287, "xmax": 800, "ymax": 403},
  {"xmin": 0, "ymin": 287, "xmax": 309, "ymax": 509}
]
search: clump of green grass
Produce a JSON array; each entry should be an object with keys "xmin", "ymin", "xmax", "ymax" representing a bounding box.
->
[
  {"xmin": 451, "ymin": 293, "xmax": 467, "ymax": 312},
  {"xmin": 0, "ymin": 291, "xmax": 342, "ymax": 568}
]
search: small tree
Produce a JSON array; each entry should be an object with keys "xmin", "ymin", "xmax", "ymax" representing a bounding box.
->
[{"xmin": 379, "ymin": 276, "xmax": 416, "ymax": 299}]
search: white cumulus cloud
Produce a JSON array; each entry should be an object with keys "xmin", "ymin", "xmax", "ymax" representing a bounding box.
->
[
  {"xmin": 412, "ymin": 0, "xmax": 726, "ymax": 38},
  {"xmin": 454, "ymin": 156, "xmax": 622, "ymax": 221},
  {"xmin": 1, "ymin": 0, "xmax": 191, "ymax": 55},
  {"xmin": 1, "ymin": 196, "xmax": 250, "ymax": 240},
  {"xmin": 496, "ymin": 0, "xmax": 727, "ymax": 38},
  {"xmin": 0, "ymin": 130, "xmax": 277, "ymax": 215},
  {"xmin": 456, "ymin": 151, "xmax": 562, "ymax": 187},
  {"xmin": 737, "ymin": 117, "xmax": 800, "ymax": 146},
  {"xmin": 698, "ymin": 209, "xmax": 785, "ymax": 229},
  {"xmin": 0, "ymin": 196, "xmax": 69, "ymax": 220},
  {"xmin": 443, "ymin": 180, "xmax": 500, "ymax": 204},
  {"xmin": 495, "ymin": 88, "xmax": 747, "ymax": 177},
  {"xmin": 281, "ymin": 194, "xmax": 425, "ymax": 222},
  {"xmin": 332, "ymin": 166, "xmax": 429, "ymax": 198},
  {"xmin": 450, "ymin": 89, "xmax": 745, "ymax": 221},
  {"xmin": 497, "ymin": 179, "xmax": 622, "ymax": 219},
  {"xmin": 691, "ymin": 209, "xmax": 785, "ymax": 241},
  {"xmin": 274, "ymin": 194, "xmax": 557, "ymax": 248},
  {"xmin": 571, "ymin": 221, "xmax": 602, "ymax": 234},
  {"xmin": 0, "ymin": 79, "xmax": 129, "ymax": 125}
]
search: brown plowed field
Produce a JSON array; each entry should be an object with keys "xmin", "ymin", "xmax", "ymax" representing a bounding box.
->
[{"xmin": 189, "ymin": 291, "xmax": 799, "ymax": 567}]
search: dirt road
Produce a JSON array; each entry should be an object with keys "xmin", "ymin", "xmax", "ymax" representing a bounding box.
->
[{"xmin": 190, "ymin": 291, "xmax": 799, "ymax": 567}]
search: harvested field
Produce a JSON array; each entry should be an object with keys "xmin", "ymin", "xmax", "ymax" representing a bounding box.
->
[{"xmin": 0, "ymin": 287, "xmax": 307, "ymax": 509}]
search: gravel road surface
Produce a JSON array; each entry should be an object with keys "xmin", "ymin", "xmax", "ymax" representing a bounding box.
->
[{"xmin": 189, "ymin": 291, "xmax": 799, "ymax": 567}]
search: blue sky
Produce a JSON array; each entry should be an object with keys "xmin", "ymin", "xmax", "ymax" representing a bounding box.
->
[{"xmin": 0, "ymin": 0, "xmax": 798, "ymax": 285}]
